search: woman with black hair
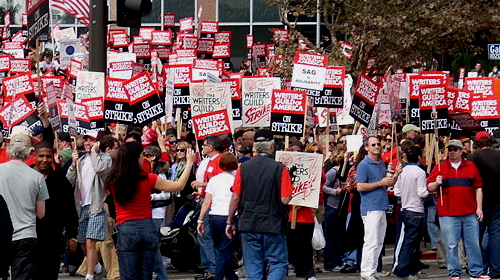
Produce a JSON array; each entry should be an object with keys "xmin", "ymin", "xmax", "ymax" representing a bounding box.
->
[{"xmin": 107, "ymin": 141, "xmax": 195, "ymax": 280}]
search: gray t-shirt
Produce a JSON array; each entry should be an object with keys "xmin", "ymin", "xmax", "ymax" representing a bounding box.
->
[{"xmin": 0, "ymin": 161, "xmax": 49, "ymax": 241}]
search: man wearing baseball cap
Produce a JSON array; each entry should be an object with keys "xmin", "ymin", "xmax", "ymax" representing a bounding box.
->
[
  {"xmin": 0, "ymin": 132, "xmax": 49, "ymax": 279},
  {"xmin": 401, "ymin": 124, "xmax": 420, "ymax": 141},
  {"xmin": 427, "ymin": 139, "xmax": 490, "ymax": 280},
  {"xmin": 469, "ymin": 131, "xmax": 500, "ymax": 278}
]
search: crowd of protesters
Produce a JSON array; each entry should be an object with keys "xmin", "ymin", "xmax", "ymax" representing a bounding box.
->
[{"xmin": 0, "ymin": 97, "xmax": 500, "ymax": 280}]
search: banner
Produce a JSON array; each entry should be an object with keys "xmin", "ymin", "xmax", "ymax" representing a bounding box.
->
[
  {"xmin": 0, "ymin": 95, "xmax": 38, "ymax": 129},
  {"xmin": 222, "ymin": 78, "xmax": 241, "ymax": 120},
  {"xmin": 275, "ymin": 151, "xmax": 322, "ymax": 209},
  {"xmin": 46, "ymin": 82, "xmax": 61, "ymax": 131},
  {"xmin": 419, "ymin": 85, "xmax": 448, "ymax": 134},
  {"xmin": 104, "ymin": 78, "xmax": 133, "ymax": 124},
  {"xmin": 189, "ymin": 82, "xmax": 232, "ymax": 118},
  {"xmin": 241, "ymin": 77, "xmax": 281, "ymax": 127},
  {"xmin": 192, "ymin": 109, "xmax": 231, "ymax": 140},
  {"xmin": 270, "ymin": 89, "xmax": 307, "ymax": 136},
  {"xmin": 192, "ymin": 59, "xmax": 222, "ymax": 81},
  {"xmin": 407, "ymin": 75, "xmax": 447, "ymax": 125},
  {"xmin": 314, "ymin": 66, "xmax": 344, "ymax": 108},
  {"xmin": 27, "ymin": 0, "xmax": 50, "ymax": 45},
  {"xmin": 9, "ymin": 58, "xmax": 31, "ymax": 74},
  {"xmin": 349, "ymin": 74, "xmax": 380, "ymax": 127},
  {"xmin": 123, "ymin": 72, "xmax": 165, "ymax": 125},
  {"xmin": 291, "ymin": 52, "xmax": 328, "ymax": 91},
  {"xmin": 75, "ymin": 71, "xmax": 105, "ymax": 102},
  {"xmin": 109, "ymin": 61, "xmax": 133, "ymax": 80},
  {"xmin": 2, "ymin": 73, "xmax": 34, "ymax": 99},
  {"xmin": 81, "ymin": 97, "xmax": 105, "ymax": 131}
]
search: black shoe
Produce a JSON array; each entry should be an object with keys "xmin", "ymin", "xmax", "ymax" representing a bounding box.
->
[
  {"xmin": 194, "ymin": 272, "xmax": 215, "ymax": 280},
  {"xmin": 340, "ymin": 265, "xmax": 357, "ymax": 273},
  {"xmin": 416, "ymin": 262, "xmax": 430, "ymax": 270}
]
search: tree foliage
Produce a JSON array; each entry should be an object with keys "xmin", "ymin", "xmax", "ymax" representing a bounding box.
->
[
  {"xmin": 267, "ymin": 0, "xmax": 500, "ymax": 76},
  {"xmin": 0, "ymin": 0, "xmax": 21, "ymax": 25}
]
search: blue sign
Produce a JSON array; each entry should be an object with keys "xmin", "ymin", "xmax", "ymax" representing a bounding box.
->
[{"xmin": 488, "ymin": 44, "xmax": 500, "ymax": 60}]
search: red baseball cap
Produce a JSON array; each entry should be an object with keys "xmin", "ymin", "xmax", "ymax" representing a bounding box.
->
[
  {"xmin": 378, "ymin": 121, "xmax": 391, "ymax": 128},
  {"xmin": 475, "ymin": 131, "xmax": 492, "ymax": 141}
]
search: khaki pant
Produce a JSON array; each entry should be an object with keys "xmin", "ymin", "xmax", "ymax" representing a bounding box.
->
[{"xmin": 77, "ymin": 217, "xmax": 120, "ymax": 280}]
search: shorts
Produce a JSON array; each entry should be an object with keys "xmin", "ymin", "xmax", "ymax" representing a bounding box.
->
[{"xmin": 77, "ymin": 205, "xmax": 107, "ymax": 242}]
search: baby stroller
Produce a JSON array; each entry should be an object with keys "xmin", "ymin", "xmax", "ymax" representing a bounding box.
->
[{"xmin": 160, "ymin": 195, "xmax": 202, "ymax": 272}]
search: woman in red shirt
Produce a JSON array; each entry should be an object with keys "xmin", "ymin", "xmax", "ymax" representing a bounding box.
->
[{"xmin": 107, "ymin": 141, "xmax": 195, "ymax": 280}]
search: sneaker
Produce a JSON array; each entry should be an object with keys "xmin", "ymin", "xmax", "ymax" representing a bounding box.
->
[
  {"xmin": 332, "ymin": 265, "xmax": 344, "ymax": 272},
  {"xmin": 470, "ymin": 276, "xmax": 491, "ymax": 280},
  {"xmin": 194, "ymin": 272, "xmax": 215, "ymax": 280},
  {"xmin": 448, "ymin": 277, "xmax": 460, "ymax": 280},
  {"xmin": 340, "ymin": 265, "xmax": 357, "ymax": 273}
]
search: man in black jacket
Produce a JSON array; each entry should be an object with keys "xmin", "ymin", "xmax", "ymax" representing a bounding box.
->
[{"xmin": 32, "ymin": 141, "xmax": 79, "ymax": 280}]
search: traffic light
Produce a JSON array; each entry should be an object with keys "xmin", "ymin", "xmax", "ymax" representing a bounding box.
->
[{"xmin": 116, "ymin": 0, "xmax": 152, "ymax": 27}]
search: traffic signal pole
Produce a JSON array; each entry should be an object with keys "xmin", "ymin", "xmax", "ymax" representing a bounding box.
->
[{"xmin": 89, "ymin": 0, "xmax": 107, "ymax": 72}]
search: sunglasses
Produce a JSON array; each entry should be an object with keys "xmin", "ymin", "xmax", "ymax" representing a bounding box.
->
[
  {"xmin": 176, "ymin": 149, "xmax": 186, "ymax": 152},
  {"xmin": 329, "ymin": 142, "xmax": 336, "ymax": 145},
  {"xmin": 385, "ymin": 139, "xmax": 392, "ymax": 142},
  {"xmin": 338, "ymin": 140, "xmax": 346, "ymax": 144},
  {"xmin": 169, "ymin": 140, "xmax": 178, "ymax": 145},
  {"xmin": 447, "ymin": 147, "xmax": 460, "ymax": 152},
  {"xmin": 371, "ymin": 143, "xmax": 381, "ymax": 147}
]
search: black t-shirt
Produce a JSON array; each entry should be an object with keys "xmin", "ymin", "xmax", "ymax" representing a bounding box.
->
[{"xmin": 469, "ymin": 148, "xmax": 500, "ymax": 209}]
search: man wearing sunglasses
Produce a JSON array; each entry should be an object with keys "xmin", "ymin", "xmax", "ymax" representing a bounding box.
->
[
  {"xmin": 427, "ymin": 139, "xmax": 489, "ymax": 280},
  {"xmin": 356, "ymin": 136, "xmax": 400, "ymax": 280}
]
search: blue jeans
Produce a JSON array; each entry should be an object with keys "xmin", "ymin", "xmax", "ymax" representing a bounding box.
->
[
  {"xmin": 241, "ymin": 232, "xmax": 288, "ymax": 280},
  {"xmin": 484, "ymin": 204, "xmax": 500, "ymax": 277},
  {"xmin": 117, "ymin": 218, "xmax": 158, "ymax": 280},
  {"xmin": 209, "ymin": 215, "xmax": 237, "ymax": 280},
  {"xmin": 439, "ymin": 214, "xmax": 485, "ymax": 277},
  {"xmin": 152, "ymin": 218, "xmax": 168, "ymax": 280},
  {"xmin": 394, "ymin": 210, "xmax": 425, "ymax": 277},
  {"xmin": 324, "ymin": 205, "xmax": 343, "ymax": 269},
  {"xmin": 426, "ymin": 205, "xmax": 438, "ymax": 250},
  {"xmin": 198, "ymin": 212, "xmax": 216, "ymax": 273}
]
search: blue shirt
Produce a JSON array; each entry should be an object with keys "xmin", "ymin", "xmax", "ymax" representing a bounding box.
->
[{"xmin": 356, "ymin": 155, "xmax": 389, "ymax": 216}]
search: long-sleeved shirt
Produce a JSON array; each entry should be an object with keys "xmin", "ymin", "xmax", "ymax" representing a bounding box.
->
[
  {"xmin": 322, "ymin": 166, "xmax": 342, "ymax": 208},
  {"xmin": 394, "ymin": 163, "xmax": 428, "ymax": 213}
]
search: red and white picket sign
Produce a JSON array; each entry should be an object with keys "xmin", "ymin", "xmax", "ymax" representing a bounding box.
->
[
  {"xmin": 179, "ymin": 17, "xmax": 194, "ymax": 32},
  {"xmin": 0, "ymin": 95, "xmax": 36, "ymax": 128},
  {"xmin": 9, "ymin": 58, "xmax": 31, "ymax": 74},
  {"xmin": 192, "ymin": 59, "xmax": 223, "ymax": 81},
  {"xmin": 166, "ymin": 65, "xmax": 191, "ymax": 87},
  {"xmin": 465, "ymin": 77, "xmax": 495, "ymax": 98},
  {"xmin": 246, "ymin": 35, "xmax": 253, "ymax": 49},
  {"xmin": 182, "ymin": 36, "xmax": 199, "ymax": 50},
  {"xmin": 200, "ymin": 21, "xmax": 219, "ymax": 34},
  {"xmin": 212, "ymin": 44, "xmax": 231, "ymax": 58},
  {"xmin": 139, "ymin": 28, "xmax": 155, "ymax": 41},
  {"xmin": 272, "ymin": 29, "xmax": 289, "ymax": 42},
  {"xmin": 2, "ymin": 73, "xmax": 34, "ymax": 97},
  {"xmin": 123, "ymin": 72, "xmax": 157, "ymax": 105},
  {"xmin": 291, "ymin": 52, "xmax": 328, "ymax": 91},
  {"xmin": 324, "ymin": 66, "xmax": 345, "ymax": 88},
  {"xmin": 198, "ymin": 38, "xmax": 214, "ymax": 53},
  {"xmin": 131, "ymin": 43, "xmax": 151, "ymax": 59},
  {"xmin": 192, "ymin": 109, "xmax": 232, "ymax": 140},
  {"xmin": 112, "ymin": 32, "xmax": 129, "ymax": 48},
  {"xmin": 163, "ymin": 13, "xmax": 175, "ymax": 28},
  {"xmin": 151, "ymin": 30, "xmax": 172, "ymax": 45},
  {"xmin": 214, "ymin": 31, "xmax": 231, "ymax": 44}
]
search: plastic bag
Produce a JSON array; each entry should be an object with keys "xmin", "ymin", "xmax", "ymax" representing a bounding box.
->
[{"xmin": 312, "ymin": 217, "xmax": 325, "ymax": 250}]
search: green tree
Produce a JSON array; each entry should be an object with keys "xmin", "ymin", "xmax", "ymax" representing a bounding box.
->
[
  {"xmin": 0, "ymin": 0, "xmax": 21, "ymax": 25},
  {"xmin": 267, "ymin": 0, "xmax": 500, "ymax": 76}
]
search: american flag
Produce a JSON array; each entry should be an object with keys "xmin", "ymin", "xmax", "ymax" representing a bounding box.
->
[{"xmin": 52, "ymin": 0, "xmax": 90, "ymax": 27}]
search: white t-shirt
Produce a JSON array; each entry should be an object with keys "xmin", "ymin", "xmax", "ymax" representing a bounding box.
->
[
  {"xmin": 151, "ymin": 173, "xmax": 170, "ymax": 219},
  {"xmin": 206, "ymin": 172, "xmax": 235, "ymax": 216},
  {"xmin": 80, "ymin": 156, "xmax": 94, "ymax": 206}
]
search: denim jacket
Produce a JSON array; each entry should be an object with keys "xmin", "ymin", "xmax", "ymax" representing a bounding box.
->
[{"xmin": 66, "ymin": 151, "xmax": 112, "ymax": 215}]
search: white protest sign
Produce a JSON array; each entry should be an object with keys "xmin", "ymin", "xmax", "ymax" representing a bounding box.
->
[
  {"xmin": 165, "ymin": 69, "xmax": 175, "ymax": 118},
  {"xmin": 241, "ymin": 77, "xmax": 281, "ymax": 127},
  {"xmin": 346, "ymin": 135, "xmax": 363, "ymax": 152},
  {"xmin": 53, "ymin": 28, "xmax": 77, "ymax": 43},
  {"xmin": 75, "ymin": 71, "xmax": 105, "ymax": 102},
  {"xmin": 291, "ymin": 52, "xmax": 328, "ymax": 91},
  {"xmin": 60, "ymin": 39, "xmax": 80, "ymax": 69},
  {"xmin": 276, "ymin": 151, "xmax": 323, "ymax": 209}
]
